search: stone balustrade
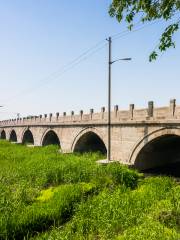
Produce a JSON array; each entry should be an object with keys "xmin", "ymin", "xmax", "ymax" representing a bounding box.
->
[{"xmin": 0, "ymin": 99, "xmax": 179, "ymax": 126}]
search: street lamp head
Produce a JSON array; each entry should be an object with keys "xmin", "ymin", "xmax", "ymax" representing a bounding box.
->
[
  {"xmin": 121, "ymin": 58, "xmax": 132, "ymax": 61},
  {"xmin": 111, "ymin": 57, "xmax": 132, "ymax": 64}
]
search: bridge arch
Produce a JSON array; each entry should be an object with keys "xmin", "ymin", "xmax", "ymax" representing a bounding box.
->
[
  {"xmin": 72, "ymin": 127, "xmax": 107, "ymax": 155},
  {"xmin": 129, "ymin": 127, "xmax": 180, "ymax": 171},
  {"xmin": 41, "ymin": 129, "xmax": 60, "ymax": 147},
  {"xmin": 9, "ymin": 129, "xmax": 17, "ymax": 142},
  {"xmin": 22, "ymin": 128, "xmax": 34, "ymax": 145},
  {"xmin": 0, "ymin": 129, "xmax": 6, "ymax": 139}
]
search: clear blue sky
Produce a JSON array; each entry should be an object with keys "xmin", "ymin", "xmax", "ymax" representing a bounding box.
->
[{"xmin": 0, "ymin": 0, "xmax": 179, "ymax": 120}]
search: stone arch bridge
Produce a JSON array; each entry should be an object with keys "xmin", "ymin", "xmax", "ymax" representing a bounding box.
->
[{"xmin": 1, "ymin": 99, "xmax": 180, "ymax": 171}]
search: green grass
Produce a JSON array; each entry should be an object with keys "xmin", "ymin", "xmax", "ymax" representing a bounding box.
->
[{"xmin": 0, "ymin": 140, "xmax": 179, "ymax": 240}]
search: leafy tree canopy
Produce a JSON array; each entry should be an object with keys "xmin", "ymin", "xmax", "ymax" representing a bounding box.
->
[{"xmin": 109, "ymin": 0, "xmax": 180, "ymax": 61}]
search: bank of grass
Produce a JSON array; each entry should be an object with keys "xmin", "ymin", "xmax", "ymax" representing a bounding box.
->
[
  {"xmin": 0, "ymin": 140, "xmax": 179, "ymax": 240},
  {"xmin": 34, "ymin": 178, "xmax": 180, "ymax": 240}
]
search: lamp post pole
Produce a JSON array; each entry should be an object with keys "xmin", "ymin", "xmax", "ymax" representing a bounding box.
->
[
  {"xmin": 107, "ymin": 37, "xmax": 112, "ymax": 162},
  {"xmin": 106, "ymin": 37, "xmax": 132, "ymax": 162}
]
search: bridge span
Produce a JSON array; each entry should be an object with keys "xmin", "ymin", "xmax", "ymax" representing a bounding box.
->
[{"xmin": 1, "ymin": 99, "xmax": 180, "ymax": 171}]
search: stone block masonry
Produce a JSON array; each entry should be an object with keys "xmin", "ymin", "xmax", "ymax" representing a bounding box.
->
[{"xmin": 1, "ymin": 99, "xmax": 180, "ymax": 170}]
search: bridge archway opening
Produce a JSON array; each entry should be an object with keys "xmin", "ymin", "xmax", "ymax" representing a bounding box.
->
[
  {"xmin": 9, "ymin": 130, "xmax": 17, "ymax": 142},
  {"xmin": 134, "ymin": 134, "xmax": 180, "ymax": 177},
  {"xmin": 22, "ymin": 129, "xmax": 34, "ymax": 145},
  {"xmin": 74, "ymin": 131, "xmax": 107, "ymax": 155},
  {"xmin": 42, "ymin": 130, "xmax": 60, "ymax": 147},
  {"xmin": 0, "ymin": 130, "xmax": 6, "ymax": 139}
]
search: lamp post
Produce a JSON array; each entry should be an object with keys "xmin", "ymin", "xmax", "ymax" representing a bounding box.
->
[{"xmin": 106, "ymin": 37, "xmax": 132, "ymax": 162}]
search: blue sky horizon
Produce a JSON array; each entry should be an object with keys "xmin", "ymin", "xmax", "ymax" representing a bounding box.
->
[{"xmin": 0, "ymin": 0, "xmax": 179, "ymax": 120}]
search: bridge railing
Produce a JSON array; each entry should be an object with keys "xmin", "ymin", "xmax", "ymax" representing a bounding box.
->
[{"xmin": 0, "ymin": 99, "xmax": 180, "ymax": 126}]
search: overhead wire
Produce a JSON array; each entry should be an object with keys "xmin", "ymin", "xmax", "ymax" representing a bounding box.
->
[
  {"xmin": 20, "ymin": 43, "xmax": 108, "ymax": 95},
  {"xmin": 3, "ymin": 19, "xmax": 163, "ymax": 105},
  {"xmin": 112, "ymin": 20, "xmax": 161, "ymax": 41},
  {"xmin": 3, "ymin": 40, "xmax": 107, "ymax": 104}
]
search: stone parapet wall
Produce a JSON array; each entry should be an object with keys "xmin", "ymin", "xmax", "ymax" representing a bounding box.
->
[{"xmin": 0, "ymin": 99, "xmax": 180, "ymax": 127}]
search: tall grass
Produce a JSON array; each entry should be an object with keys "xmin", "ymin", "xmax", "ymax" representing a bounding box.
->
[
  {"xmin": 0, "ymin": 140, "xmax": 140, "ymax": 239},
  {"xmin": 0, "ymin": 140, "xmax": 179, "ymax": 240},
  {"xmin": 35, "ymin": 177, "xmax": 180, "ymax": 240}
]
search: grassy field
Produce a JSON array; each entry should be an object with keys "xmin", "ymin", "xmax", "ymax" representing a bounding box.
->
[{"xmin": 0, "ymin": 140, "xmax": 179, "ymax": 240}]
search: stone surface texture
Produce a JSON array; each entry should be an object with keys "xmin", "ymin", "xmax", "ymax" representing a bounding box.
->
[{"xmin": 0, "ymin": 100, "xmax": 179, "ymax": 168}]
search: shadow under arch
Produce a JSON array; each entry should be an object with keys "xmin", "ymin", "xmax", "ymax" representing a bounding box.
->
[
  {"xmin": 73, "ymin": 131, "xmax": 107, "ymax": 155},
  {"xmin": 9, "ymin": 130, "xmax": 17, "ymax": 142},
  {"xmin": 0, "ymin": 130, "xmax": 6, "ymax": 139},
  {"xmin": 42, "ymin": 130, "xmax": 60, "ymax": 147},
  {"xmin": 134, "ymin": 133, "xmax": 180, "ymax": 177},
  {"xmin": 22, "ymin": 129, "xmax": 34, "ymax": 145}
]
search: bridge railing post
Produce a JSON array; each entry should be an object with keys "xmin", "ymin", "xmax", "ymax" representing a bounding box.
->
[
  {"xmin": 147, "ymin": 101, "xmax": 154, "ymax": 118},
  {"xmin": 63, "ymin": 112, "xmax": 66, "ymax": 121},
  {"xmin": 129, "ymin": 104, "xmax": 134, "ymax": 120},
  {"xmin": 56, "ymin": 112, "xmax": 59, "ymax": 121},
  {"xmin": 101, "ymin": 107, "xmax": 105, "ymax": 119},
  {"xmin": 90, "ymin": 109, "xmax": 94, "ymax": 120},
  {"xmin": 39, "ymin": 115, "xmax": 42, "ymax": 122},
  {"xmin": 44, "ymin": 114, "xmax": 47, "ymax": 122},
  {"xmin": 169, "ymin": 99, "xmax": 176, "ymax": 117},
  {"xmin": 114, "ymin": 105, "xmax": 118, "ymax": 118},
  {"xmin": 80, "ymin": 110, "xmax": 83, "ymax": 120},
  {"xmin": 49, "ymin": 113, "xmax": 52, "ymax": 122},
  {"xmin": 71, "ymin": 111, "xmax": 74, "ymax": 121}
]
